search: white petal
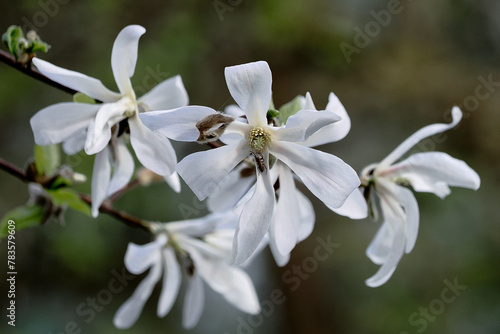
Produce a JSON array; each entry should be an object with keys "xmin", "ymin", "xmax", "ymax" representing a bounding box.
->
[
  {"xmin": 184, "ymin": 240, "xmax": 261, "ymax": 314},
  {"xmin": 224, "ymin": 61, "xmax": 271, "ymax": 127},
  {"xmin": 30, "ymin": 102, "xmax": 99, "ymax": 146},
  {"xmin": 111, "ymin": 25, "xmax": 145, "ymax": 96},
  {"xmin": 84, "ymin": 100, "xmax": 129, "ymax": 155},
  {"xmin": 140, "ymin": 75, "xmax": 189, "ymax": 110},
  {"xmin": 176, "ymin": 140, "xmax": 249, "ymax": 201},
  {"xmin": 139, "ymin": 106, "xmax": 216, "ymax": 142},
  {"xmin": 386, "ymin": 152, "xmax": 481, "ymax": 199},
  {"xmin": 302, "ymin": 92, "xmax": 317, "ymax": 110},
  {"xmin": 302, "ymin": 92, "xmax": 351, "ymax": 147},
  {"xmin": 328, "ymin": 188, "xmax": 368, "ymax": 220},
  {"xmin": 32, "ymin": 58, "xmax": 120, "ymax": 102},
  {"xmin": 91, "ymin": 147, "xmax": 112, "ymax": 217},
  {"xmin": 271, "ymin": 141, "xmax": 360, "ymax": 209},
  {"xmin": 164, "ymin": 172, "xmax": 181, "ymax": 193},
  {"xmin": 124, "ymin": 236, "xmax": 165, "ymax": 274},
  {"xmin": 365, "ymin": 224, "xmax": 405, "ymax": 288},
  {"xmin": 166, "ymin": 214, "xmax": 221, "ymax": 237},
  {"xmin": 296, "ymin": 189, "xmax": 316, "ymax": 242},
  {"xmin": 378, "ymin": 106, "xmax": 463, "ymax": 170},
  {"xmin": 107, "ymin": 139, "xmax": 135, "ymax": 196},
  {"xmin": 113, "ymin": 262, "xmax": 162, "ymax": 329},
  {"xmin": 273, "ymin": 164, "xmax": 300, "ymax": 256},
  {"xmin": 231, "ymin": 166, "xmax": 275, "ymax": 265},
  {"xmin": 269, "ymin": 234, "xmax": 291, "ymax": 267},
  {"xmin": 224, "ymin": 104, "xmax": 246, "ymax": 119},
  {"xmin": 129, "ymin": 115, "xmax": 177, "ymax": 176},
  {"xmin": 182, "ymin": 273, "xmax": 205, "ymax": 329},
  {"xmin": 207, "ymin": 165, "xmax": 256, "ymax": 212},
  {"xmin": 275, "ymin": 109, "xmax": 341, "ymax": 143},
  {"xmin": 157, "ymin": 247, "xmax": 181, "ymax": 317},
  {"xmin": 62, "ymin": 128, "xmax": 86, "ymax": 155}
]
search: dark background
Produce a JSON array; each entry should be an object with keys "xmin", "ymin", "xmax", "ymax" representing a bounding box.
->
[{"xmin": 0, "ymin": 0, "xmax": 499, "ymax": 333}]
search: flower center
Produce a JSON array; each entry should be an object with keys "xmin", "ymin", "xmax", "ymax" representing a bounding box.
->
[{"xmin": 248, "ymin": 127, "xmax": 271, "ymax": 153}]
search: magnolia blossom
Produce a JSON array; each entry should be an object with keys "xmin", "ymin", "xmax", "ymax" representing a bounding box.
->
[
  {"xmin": 207, "ymin": 92, "xmax": 368, "ymax": 265},
  {"xmin": 29, "ymin": 25, "xmax": 188, "ymax": 216},
  {"xmin": 360, "ymin": 107, "xmax": 480, "ymax": 287},
  {"xmin": 141, "ymin": 61, "xmax": 360, "ymax": 265},
  {"xmin": 113, "ymin": 212, "xmax": 260, "ymax": 329}
]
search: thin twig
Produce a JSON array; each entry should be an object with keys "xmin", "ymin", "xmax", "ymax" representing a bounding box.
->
[
  {"xmin": 0, "ymin": 156, "xmax": 148, "ymax": 231},
  {"xmin": 0, "ymin": 49, "xmax": 78, "ymax": 95}
]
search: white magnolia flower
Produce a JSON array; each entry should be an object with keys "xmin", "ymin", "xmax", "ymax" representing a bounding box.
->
[
  {"xmin": 113, "ymin": 212, "xmax": 260, "ymax": 329},
  {"xmin": 360, "ymin": 107, "xmax": 480, "ymax": 287},
  {"xmin": 141, "ymin": 61, "xmax": 360, "ymax": 265},
  {"xmin": 29, "ymin": 25, "xmax": 188, "ymax": 216},
  {"xmin": 207, "ymin": 92, "xmax": 367, "ymax": 266}
]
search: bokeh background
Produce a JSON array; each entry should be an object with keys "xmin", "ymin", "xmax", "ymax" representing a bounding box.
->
[{"xmin": 1, "ymin": 0, "xmax": 499, "ymax": 333}]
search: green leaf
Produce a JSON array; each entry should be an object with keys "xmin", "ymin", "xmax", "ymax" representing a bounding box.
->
[
  {"xmin": 34, "ymin": 144, "xmax": 60, "ymax": 177},
  {"xmin": 47, "ymin": 188, "xmax": 91, "ymax": 217},
  {"xmin": 267, "ymin": 108, "xmax": 280, "ymax": 120},
  {"xmin": 2, "ymin": 25, "xmax": 24, "ymax": 60},
  {"xmin": 73, "ymin": 92, "xmax": 96, "ymax": 104},
  {"xmin": 28, "ymin": 37, "xmax": 51, "ymax": 54},
  {"xmin": 279, "ymin": 95, "xmax": 303, "ymax": 125},
  {"xmin": 0, "ymin": 204, "xmax": 44, "ymax": 238}
]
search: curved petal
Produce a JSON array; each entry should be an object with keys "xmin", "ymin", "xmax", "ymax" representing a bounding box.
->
[
  {"xmin": 140, "ymin": 75, "xmax": 189, "ymax": 110},
  {"xmin": 296, "ymin": 189, "xmax": 316, "ymax": 242},
  {"xmin": 365, "ymin": 224, "xmax": 405, "ymax": 288},
  {"xmin": 107, "ymin": 139, "xmax": 135, "ymax": 196},
  {"xmin": 91, "ymin": 147, "xmax": 112, "ymax": 217},
  {"xmin": 129, "ymin": 115, "xmax": 177, "ymax": 176},
  {"xmin": 176, "ymin": 139, "xmax": 249, "ymax": 201},
  {"xmin": 84, "ymin": 100, "xmax": 130, "ymax": 155},
  {"xmin": 124, "ymin": 236, "xmax": 166, "ymax": 274},
  {"xmin": 274, "ymin": 109, "xmax": 341, "ymax": 143},
  {"xmin": 327, "ymin": 188, "xmax": 368, "ymax": 220},
  {"xmin": 111, "ymin": 25, "xmax": 146, "ymax": 96},
  {"xmin": 207, "ymin": 165, "xmax": 256, "ymax": 213},
  {"xmin": 139, "ymin": 106, "xmax": 216, "ymax": 142},
  {"xmin": 157, "ymin": 247, "xmax": 181, "ymax": 317},
  {"xmin": 164, "ymin": 172, "xmax": 181, "ymax": 193},
  {"xmin": 271, "ymin": 141, "xmax": 360, "ymax": 209},
  {"xmin": 273, "ymin": 164, "xmax": 300, "ymax": 256},
  {"xmin": 269, "ymin": 232, "xmax": 291, "ymax": 267},
  {"xmin": 184, "ymin": 240, "xmax": 260, "ymax": 314},
  {"xmin": 224, "ymin": 61, "xmax": 272, "ymax": 127},
  {"xmin": 32, "ymin": 58, "xmax": 120, "ymax": 103},
  {"xmin": 378, "ymin": 106, "xmax": 463, "ymax": 170},
  {"xmin": 182, "ymin": 272, "xmax": 205, "ymax": 329},
  {"xmin": 62, "ymin": 128, "xmax": 86, "ymax": 155},
  {"xmin": 113, "ymin": 261, "xmax": 162, "ymax": 329},
  {"xmin": 231, "ymin": 164, "xmax": 275, "ymax": 265},
  {"xmin": 385, "ymin": 152, "xmax": 481, "ymax": 198},
  {"xmin": 302, "ymin": 92, "xmax": 351, "ymax": 147},
  {"xmin": 30, "ymin": 102, "xmax": 99, "ymax": 146}
]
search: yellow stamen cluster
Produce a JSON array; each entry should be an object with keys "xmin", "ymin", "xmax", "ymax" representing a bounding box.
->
[{"xmin": 248, "ymin": 127, "xmax": 271, "ymax": 152}]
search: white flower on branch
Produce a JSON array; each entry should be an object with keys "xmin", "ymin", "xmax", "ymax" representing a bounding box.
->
[
  {"xmin": 360, "ymin": 107, "xmax": 480, "ymax": 287},
  {"xmin": 113, "ymin": 212, "xmax": 260, "ymax": 330},
  {"xmin": 140, "ymin": 61, "xmax": 360, "ymax": 265},
  {"xmin": 29, "ymin": 25, "xmax": 189, "ymax": 217},
  {"xmin": 207, "ymin": 92, "xmax": 368, "ymax": 266}
]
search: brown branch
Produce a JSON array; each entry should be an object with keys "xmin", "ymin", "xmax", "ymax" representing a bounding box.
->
[
  {"xmin": 0, "ymin": 156, "xmax": 148, "ymax": 231},
  {"xmin": 0, "ymin": 49, "xmax": 78, "ymax": 95}
]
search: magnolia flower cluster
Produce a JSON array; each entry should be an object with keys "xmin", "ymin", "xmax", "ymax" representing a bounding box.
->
[{"xmin": 28, "ymin": 25, "xmax": 480, "ymax": 328}]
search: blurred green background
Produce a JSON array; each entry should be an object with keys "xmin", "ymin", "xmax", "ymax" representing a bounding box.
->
[{"xmin": 0, "ymin": 0, "xmax": 499, "ymax": 333}]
